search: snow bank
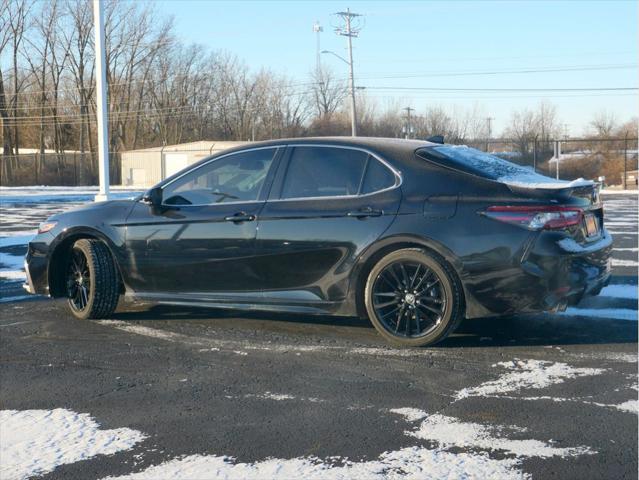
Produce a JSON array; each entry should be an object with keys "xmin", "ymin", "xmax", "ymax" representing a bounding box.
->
[{"xmin": 0, "ymin": 409, "xmax": 146, "ymax": 480}]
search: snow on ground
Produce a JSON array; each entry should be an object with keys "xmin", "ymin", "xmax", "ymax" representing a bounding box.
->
[
  {"xmin": 101, "ymin": 356, "xmax": 612, "ymax": 480},
  {"xmin": 0, "ymin": 186, "xmax": 141, "ymax": 204},
  {"xmin": 455, "ymin": 359, "xmax": 605, "ymax": 400},
  {"xmin": 393, "ymin": 411, "xmax": 593, "ymax": 458},
  {"xmin": 0, "ymin": 409, "xmax": 146, "ymax": 480},
  {"xmin": 0, "ymin": 252, "xmax": 26, "ymax": 282},
  {"xmin": 102, "ymin": 447, "xmax": 525, "ymax": 480},
  {"xmin": 598, "ymin": 284, "xmax": 637, "ymax": 300},
  {"xmin": 561, "ymin": 307, "xmax": 638, "ymax": 321}
]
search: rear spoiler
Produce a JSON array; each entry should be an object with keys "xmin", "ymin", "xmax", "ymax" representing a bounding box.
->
[{"xmin": 505, "ymin": 180, "xmax": 601, "ymax": 202}]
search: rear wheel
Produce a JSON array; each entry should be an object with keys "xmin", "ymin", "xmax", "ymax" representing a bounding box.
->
[
  {"xmin": 364, "ymin": 248, "xmax": 463, "ymax": 347},
  {"xmin": 66, "ymin": 239, "xmax": 119, "ymax": 320}
]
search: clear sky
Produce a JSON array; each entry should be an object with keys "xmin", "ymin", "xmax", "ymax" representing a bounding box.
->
[{"xmin": 154, "ymin": 0, "xmax": 637, "ymax": 136}]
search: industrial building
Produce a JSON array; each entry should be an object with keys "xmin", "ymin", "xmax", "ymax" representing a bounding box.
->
[{"xmin": 120, "ymin": 140, "xmax": 248, "ymax": 187}]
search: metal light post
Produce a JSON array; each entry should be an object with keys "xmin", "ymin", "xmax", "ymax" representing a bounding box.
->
[
  {"xmin": 327, "ymin": 8, "xmax": 362, "ymax": 137},
  {"xmin": 93, "ymin": 0, "xmax": 110, "ymax": 201},
  {"xmin": 321, "ymin": 49, "xmax": 357, "ymax": 136}
]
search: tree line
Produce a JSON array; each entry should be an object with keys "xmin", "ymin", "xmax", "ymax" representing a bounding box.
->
[{"xmin": 1, "ymin": 0, "xmax": 636, "ymax": 183}]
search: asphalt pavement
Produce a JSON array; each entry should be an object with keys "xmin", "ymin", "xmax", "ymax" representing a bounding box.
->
[{"xmin": 0, "ymin": 192, "xmax": 637, "ymax": 480}]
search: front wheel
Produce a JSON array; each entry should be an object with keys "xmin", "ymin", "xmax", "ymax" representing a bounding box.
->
[
  {"xmin": 364, "ymin": 248, "xmax": 464, "ymax": 347},
  {"xmin": 66, "ymin": 239, "xmax": 120, "ymax": 320}
]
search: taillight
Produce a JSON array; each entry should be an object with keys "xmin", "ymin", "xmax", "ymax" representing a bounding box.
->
[{"xmin": 483, "ymin": 206, "xmax": 583, "ymax": 231}]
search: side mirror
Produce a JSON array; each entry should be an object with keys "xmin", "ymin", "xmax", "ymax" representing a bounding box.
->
[{"xmin": 142, "ymin": 187, "xmax": 163, "ymax": 207}]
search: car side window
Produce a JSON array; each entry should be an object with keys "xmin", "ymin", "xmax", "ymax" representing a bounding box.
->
[
  {"xmin": 361, "ymin": 158, "xmax": 396, "ymax": 194},
  {"xmin": 162, "ymin": 148, "xmax": 276, "ymax": 206},
  {"xmin": 281, "ymin": 147, "xmax": 368, "ymax": 199}
]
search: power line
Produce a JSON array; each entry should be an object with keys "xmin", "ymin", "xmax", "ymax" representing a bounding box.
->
[{"xmin": 365, "ymin": 86, "xmax": 637, "ymax": 92}]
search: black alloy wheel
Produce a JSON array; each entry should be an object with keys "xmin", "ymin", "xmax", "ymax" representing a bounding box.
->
[
  {"xmin": 65, "ymin": 239, "xmax": 120, "ymax": 320},
  {"xmin": 365, "ymin": 248, "xmax": 463, "ymax": 347},
  {"xmin": 67, "ymin": 247, "xmax": 91, "ymax": 312}
]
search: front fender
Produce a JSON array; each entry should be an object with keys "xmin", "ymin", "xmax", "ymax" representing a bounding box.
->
[{"xmin": 47, "ymin": 225, "xmax": 127, "ymax": 297}]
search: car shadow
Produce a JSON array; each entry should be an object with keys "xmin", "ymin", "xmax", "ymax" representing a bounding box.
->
[{"xmin": 111, "ymin": 302, "xmax": 638, "ymax": 349}]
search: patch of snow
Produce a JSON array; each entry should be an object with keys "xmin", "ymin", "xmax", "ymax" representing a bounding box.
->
[
  {"xmin": 0, "ymin": 409, "xmax": 146, "ymax": 480},
  {"xmin": 562, "ymin": 307, "xmax": 638, "ymax": 321},
  {"xmin": 101, "ymin": 447, "xmax": 526, "ymax": 480},
  {"xmin": 591, "ymin": 400, "xmax": 638, "ymax": 414},
  {"xmin": 0, "ymin": 234, "xmax": 34, "ymax": 248},
  {"xmin": 600, "ymin": 189, "xmax": 639, "ymax": 195},
  {"xmin": 501, "ymin": 176, "xmax": 593, "ymax": 190},
  {"xmin": 599, "ymin": 284, "xmax": 638, "ymax": 300},
  {"xmin": 455, "ymin": 359, "xmax": 605, "ymax": 400},
  {"xmin": 0, "ymin": 251, "xmax": 26, "ymax": 282},
  {"xmin": 399, "ymin": 412, "xmax": 592, "ymax": 459},
  {"xmin": 388, "ymin": 408, "xmax": 429, "ymax": 423},
  {"xmin": 611, "ymin": 258, "xmax": 638, "ymax": 267},
  {"xmin": 613, "ymin": 247, "xmax": 639, "ymax": 252}
]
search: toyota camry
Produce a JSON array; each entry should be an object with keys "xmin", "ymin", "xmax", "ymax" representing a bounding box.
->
[{"xmin": 24, "ymin": 137, "xmax": 612, "ymax": 346}]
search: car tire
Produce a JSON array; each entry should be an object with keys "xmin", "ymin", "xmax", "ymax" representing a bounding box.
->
[
  {"xmin": 364, "ymin": 248, "xmax": 464, "ymax": 347},
  {"xmin": 65, "ymin": 239, "xmax": 120, "ymax": 320}
]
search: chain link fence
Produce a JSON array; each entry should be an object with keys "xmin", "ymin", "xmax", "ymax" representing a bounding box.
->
[{"xmin": 1, "ymin": 137, "xmax": 637, "ymax": 188}]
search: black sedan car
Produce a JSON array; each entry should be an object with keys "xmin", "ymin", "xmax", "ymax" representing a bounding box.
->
[{"xmin": 24, "ymin": 137, "xmax": 612, "ymax": 346}]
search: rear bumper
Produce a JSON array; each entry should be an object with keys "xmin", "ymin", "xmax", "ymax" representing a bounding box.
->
[
  {"xmin": 527, "ymin": 229, "xmax": 613, "ymax": 310},
  {"xmin": 463, "ymin": 229, "xmax": 613, "ymax": 318}
]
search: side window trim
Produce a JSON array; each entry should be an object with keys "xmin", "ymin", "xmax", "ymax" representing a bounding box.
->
[
  {"xmin": 157, "ymin": 146, "xmax": 282, "ymax": 207},
  {"xmin": 271, "ymin": 144, "xmax": 401, "ymax": 202}
]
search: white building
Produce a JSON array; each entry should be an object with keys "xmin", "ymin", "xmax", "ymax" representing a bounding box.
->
[{"xmin": 121, "ymin": 140, "xmax": 248, "ymax": 187}]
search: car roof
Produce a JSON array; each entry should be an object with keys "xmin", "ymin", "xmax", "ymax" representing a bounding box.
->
[{"xmin": 225, "ymin": 136, "xmax": 438, "ymax": 157}]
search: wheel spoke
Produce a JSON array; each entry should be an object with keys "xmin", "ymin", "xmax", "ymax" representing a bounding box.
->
[
  {"xmin": 80, "ymin": 286, "xmax": 88, "ymax": 308},
  {"xmin": 418, "ymin": 302, "xmax": 442, "ymax": 316},
  {"xmin": 409, "ymin": 264, "xmax": 421, "ymax": 289},
  {"xmin": 398, "ymin": 263, "xmax": 410, "ymax": 288},
  {"xmin": 420, "ymin": 296, "xmax": 443, "ymax": 305},
  {"xmin": 386, "ymin": 266, "xmax": 402, "ymax": 289},
  {"xmin": 394, "ymin": 305, "xmax": 406, "ymax": 333},
  {"xmin": 373, "ymin": 292, "xmax": 397, "ymax": 297},
  {"xmin": 374, "ymin": 299, "xmax": 398, "ymax": 309},
  {"xmin": 412, "ymin": 269, "xmax": 432, "ymax": 292}
]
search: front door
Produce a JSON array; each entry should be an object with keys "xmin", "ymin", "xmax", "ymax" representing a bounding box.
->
[{"xmin": 124, "ymin": 147, "xmax": 281, "ymax": 297}]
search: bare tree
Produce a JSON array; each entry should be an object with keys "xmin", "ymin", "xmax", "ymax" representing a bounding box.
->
[
  {"xmin": 310, "ymin": 66, "xmax": 346, "ymax": 119},
  {"xmin": 589, "ymin": 110, "xmax": 617, "ymax": 137}
]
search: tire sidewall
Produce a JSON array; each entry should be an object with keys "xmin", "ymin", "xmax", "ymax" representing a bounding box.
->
[{"xmin": 364, "ymin": 248, "xmax": 458, "ymax": 347}]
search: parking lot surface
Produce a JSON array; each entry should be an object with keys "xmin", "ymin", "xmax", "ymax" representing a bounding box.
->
[{"xmin": 1, "ymin": 190, "xmax": 637, "ymax": 479}]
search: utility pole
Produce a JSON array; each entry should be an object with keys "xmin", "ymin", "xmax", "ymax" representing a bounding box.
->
[
  {"xmin": 403, "ymin": 107, "xmax": 414, "ymax": 139},
  {"xmin": 334, "ymin": 8, "xmax": 362, "ymax": 137},
  {"xmin": 623, "ymin": 133, "xmax": 628, "ymax": 190},
  {"xmin": 485, "ymin": 117, "xmax": 493, "ymax": 152},
  {"xmin": 486, "ymin": 117, "xmax": 493, "ymax": 139},
  {"xmin": 313, "ymin": 21, "xmax": 323, "ymax": 74},
  {"xmin": 93, "ymin": 0, "xmax": 110, "ymax": 201}
]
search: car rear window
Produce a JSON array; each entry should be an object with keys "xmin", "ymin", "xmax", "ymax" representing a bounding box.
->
[{"xmin": 417, "ymin": 145, "xmax": 534, "ymax": 181}]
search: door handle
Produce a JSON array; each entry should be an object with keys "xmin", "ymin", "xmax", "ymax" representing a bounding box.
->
[
  {"xmin": 347, "ymin": 206, "xmax": 383, "ymax": 218},
  {"xmin": 224, "ymin": 212, "xmax": 256, "ymax": 223}
]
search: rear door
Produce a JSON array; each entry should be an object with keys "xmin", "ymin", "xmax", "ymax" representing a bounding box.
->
[{"xmin": 254, "ymin": 145, "xmax": 401, "ymax": 304}]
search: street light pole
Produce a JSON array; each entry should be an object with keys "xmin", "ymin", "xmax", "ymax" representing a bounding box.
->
[
  {"xmin": 93, "ymin": 0, "xmax": 110, "ymax": 201},
  {"xmin": 345, "ymin": 14, "xmax": 357, "ymax": 136},
  {"xmin": 334, "ymin": 8, "xmax": 362, "ymax": 137}
]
